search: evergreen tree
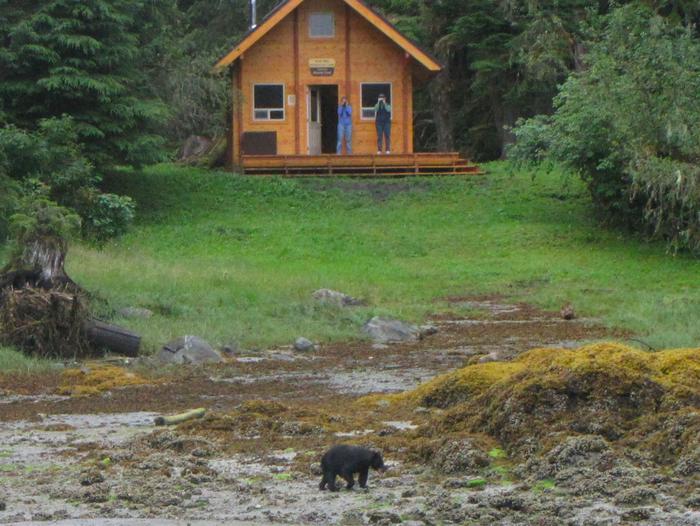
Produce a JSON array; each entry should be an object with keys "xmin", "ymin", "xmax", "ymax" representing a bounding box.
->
[{"xmin": 0, "ymin": 0, "xmax": 172, "ymax": 170}]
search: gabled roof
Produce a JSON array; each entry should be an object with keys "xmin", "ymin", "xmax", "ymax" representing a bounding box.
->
[{"xmin": 213, "ymin": 0, "xmax": 441, "ymax": 73}]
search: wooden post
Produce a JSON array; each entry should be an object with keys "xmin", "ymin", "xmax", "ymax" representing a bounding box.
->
[
  {"xmin": 403, "ymin": 53, "xmax": 410, "ymax": 154},
  {"xmin": 237, "ymin": 57, "xmax": 244, "ymax": 168},
  {"xmin": 345, "ymin": 5, "xmax": 352, "ymax": 103},
  {"xmin": 293, "ymin": 8, "xmax": 301, "ymax": 155}
]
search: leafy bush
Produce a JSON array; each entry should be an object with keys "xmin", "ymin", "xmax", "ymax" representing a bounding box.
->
[
  {"xmin": 0, "ymin": 118, "xmax": 134, "ymax": 240},
  {"xmin": 82, "ymin": 192, "xmax": 136, "ymax": 241},
  {"xmin": 510, "ymin": 5, "xmax": 700, "ymax": 252}
]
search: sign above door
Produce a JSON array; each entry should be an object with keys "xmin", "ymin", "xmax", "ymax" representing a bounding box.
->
[{"xmin": 309, "ymin": 58, "xmax": 335, "ymax": 76}]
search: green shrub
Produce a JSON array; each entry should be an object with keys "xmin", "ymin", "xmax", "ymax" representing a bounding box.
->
[
  {"xmin": 82, "ymin": 192, "xmax": 136, "ymax": 241},
  {"xmin": 0, "ymin": 118, "xmax": 134, "ymax": 240},
  {"xmin": 510, "ymin": 5, "xmax": 700, "ymax": 252}
]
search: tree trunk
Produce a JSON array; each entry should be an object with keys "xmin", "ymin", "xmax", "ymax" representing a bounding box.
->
[
  {"xmin": 429, "ymin": 68, "xmax": 455, "ymax": 152},
  {"xmin": 1, "ymin": 235, "xmax": 77, "ymax": 290}
]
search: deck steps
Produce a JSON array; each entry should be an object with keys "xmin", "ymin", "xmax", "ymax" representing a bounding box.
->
[{"xmin": 241, "ymin": 153, "xmax": 482, "ymax": 177}]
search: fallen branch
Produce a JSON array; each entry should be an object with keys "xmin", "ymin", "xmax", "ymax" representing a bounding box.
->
[{"xmin": 154, "ymin": 408, "xmax": 207, "ymax": 426}]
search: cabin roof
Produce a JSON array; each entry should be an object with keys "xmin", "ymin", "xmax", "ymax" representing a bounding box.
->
[{"xmin": 213, "ymin": 0, "xmax": 442, "ymax": 73}]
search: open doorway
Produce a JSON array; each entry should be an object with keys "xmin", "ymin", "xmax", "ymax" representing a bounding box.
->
[{"xmin": 308, "ymin": 85, "xmax": 338, "ymax": 154}]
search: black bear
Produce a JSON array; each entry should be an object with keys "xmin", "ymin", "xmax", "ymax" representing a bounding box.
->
[{"xmin": 319, "ymin": 445, "xmax": 386, "ymax": 491}]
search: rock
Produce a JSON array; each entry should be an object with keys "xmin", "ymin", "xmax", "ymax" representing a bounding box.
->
[
  {"xmin": 621, "ymin": 508, "xmax": 653, "ymax": 521},
  {"xmin": 544, "ymin": 435, "xmax": 611, "ymax": 474},
  {"xmin": 432, "ymin": 439, "xmax": 490, "ymax": 475},
  {"xmin": 613, "ymin": 486, "xmax": 657, "ymax": 505},
  {"xmin": 419, "ymin": 324, "xmax": 438, "ymax": 338},
  {"xmin": 674, "ymin": 449, "xmax": 700, "ymax": 476},
  {"xmin": 118, "ymin": 306, "xmax": 153, "ymax": 319},
  {"xmin": 560, "ymin": 303, "xmax": 576, "ymax": 320},
  {"xmin": 685, "ymin": 492, "xmax": 700, "ymax": 509},
  {"xmin": 367, "ymin": 510, "xmax": 402, "ymax": 524},
  {"xmin": 221, "ymin": 342, "xmax": 240, "ymax": 356},
  {"xmin": 180, "ymin": 135, "xmax": 213, "ymax": 161},
  {"xmin": 362, "ymin": 316, "xmax": 420, "ymax": 343},
  {"xmin": 293, "ymin": 337, "xmax": 316, "ymax": 352},
  {"xmin": 489, "ymin": 493, "xmax": 526, "ymax": 511},
  {"xmin": 157, "ymin": 336, "xmax": 223, "ymax": 365},
  {"xmin": 79, "ymin": 468, "xmax": 104, "ymax": 486},
  {"xmin": 312, "ymin": 288, "xmax": 364, "ymax": 307},
  {"xmin": 478, "ymin": 351, "xmax": 506, "ymax": 363}
]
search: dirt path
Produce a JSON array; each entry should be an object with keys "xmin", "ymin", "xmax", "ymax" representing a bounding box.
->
[{"xmin": 1, "ymin": 299, "xmax": 697, "ymax": 525}]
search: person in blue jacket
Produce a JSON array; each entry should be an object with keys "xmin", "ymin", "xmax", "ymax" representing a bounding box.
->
[
  {"xmin": 374, "ymin": 94, "xmax": 391, "ymax": 154},
  {"xmin": 337, "ymin": 96, "xmax": 352, "ymax": 154}
]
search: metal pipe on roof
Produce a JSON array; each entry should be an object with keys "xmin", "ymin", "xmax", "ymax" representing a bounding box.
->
[{"xmin": 250, "ymin": 0, "xmax": 257, "ymax": 30}]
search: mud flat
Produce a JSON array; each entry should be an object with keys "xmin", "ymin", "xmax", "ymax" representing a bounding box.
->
[{"xmin": 1, "ymin": 298, "xmax": 698, "ymax": 525}]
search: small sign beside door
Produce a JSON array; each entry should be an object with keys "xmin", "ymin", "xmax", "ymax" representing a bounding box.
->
[{"xmin": 309, "ymin": 58, "xmax": 335, "ymax": 76}]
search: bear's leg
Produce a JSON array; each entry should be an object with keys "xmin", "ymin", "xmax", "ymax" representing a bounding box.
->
[
  {"xmin": 326, "ymin": 470, "xmax": 339, "ymax": 492},
  {"xmin": 319, "ymin": 472, "xmax": 328, "ymax": 491},
  {"xmin": 358, "ymin": 467, "xmax": 369, "ymax": 488},
  {"xmin": 342, "ymin": 468, "xmax": 355, "ymax": 490}
]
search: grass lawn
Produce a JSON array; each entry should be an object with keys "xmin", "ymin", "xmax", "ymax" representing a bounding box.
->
[{"xmin": 6, "ymin": 161, "xmax": 700, "ymax": 357}]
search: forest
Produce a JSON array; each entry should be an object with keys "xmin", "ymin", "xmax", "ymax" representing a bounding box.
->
[{"xmin": 1, "ymin": 0, "xmax": 700, "ymax": 250}]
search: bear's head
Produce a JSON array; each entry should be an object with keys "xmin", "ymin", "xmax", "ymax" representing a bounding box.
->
[{"xmin": 371, "ymin": 451, "xmax": 386, "ymax": 472}]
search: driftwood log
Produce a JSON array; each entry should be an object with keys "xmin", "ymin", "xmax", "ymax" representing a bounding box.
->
[
  {"xmin": 1, "ymin": 234, "xmax": 141, "ymax": 358},
  {"xmin": 154, "ymin": 408, "xmax": 207, "ymax": 426},
  {"xmin": 86, "ymin": 319, "xmax": 141, "ymax": 358}
]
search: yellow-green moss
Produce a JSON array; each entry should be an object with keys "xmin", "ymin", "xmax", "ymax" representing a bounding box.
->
[
  {"xmin": 401, "ymin": 342, "xmax": 700, "ymax": 410},
  {"xmin": 57, "ymin": 365, "xmax": 150, "ymax": 396}
]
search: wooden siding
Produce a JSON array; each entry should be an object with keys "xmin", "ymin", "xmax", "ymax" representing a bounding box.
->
[{"xmin": 230, "ymin": 0, "xmax": 420, "ymax": 163}]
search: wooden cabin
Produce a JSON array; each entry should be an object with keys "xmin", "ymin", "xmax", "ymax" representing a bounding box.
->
[{"xmin": 214, "ymin": 0, "xmax": 479, "ymax": 176}]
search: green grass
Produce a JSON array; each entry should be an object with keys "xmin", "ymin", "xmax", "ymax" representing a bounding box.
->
[
  {"xmin": 0, "ymin": 346, "xmax": 57, "ymax": 374},
  {"xmin": 11, "ymin": 161, "xmax": 700, "ymax": 353}
]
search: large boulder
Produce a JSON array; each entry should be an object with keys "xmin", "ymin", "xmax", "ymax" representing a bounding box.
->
[
  {"xmin": 157, "ymin": 336, "xmax": 222, "ymax": 365},
  {"xmin": 362, "ymin": 316, "xmax": 420, "ymax": 343},
  {"xmin": 312, "ymin": 288, "xmax": 364, "ymax": 307}
]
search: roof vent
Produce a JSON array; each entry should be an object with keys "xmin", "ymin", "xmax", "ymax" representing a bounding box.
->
[{"xmin": 250, "ymin": 0, "xmax": 257, "ymax": 30}]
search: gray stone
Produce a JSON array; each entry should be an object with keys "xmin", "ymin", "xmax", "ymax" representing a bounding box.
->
[
  {"xmin": 118, "ymin": 307, "xmax": 153, "ymax": 319},
  {"xmin": 362, "ymin": 316, "xmax": 420, "ymax": 343},
  {"xmin": 432, "ymin": 439, "xmax": 490, "ymax": 475},
  {"xmin": 293, "ymin": 337, "xmax": 315, "ymax": 352},
  {"xmin": 312, "ymin": 288, "xmax": 364, "ymax": 307},
  {"xmin": 221, "ymin": 342, "xmax": 241, "ymax": 356},
  {"xmin": 157, "ymin": 336, "xmax": 223, "ymax": 365},
  {"xmin": 419, "ymin": 324, "xmax": 439, "ymax": 337},
  {"xmin": 180, "ymin": 135, "xmax": 213, "ymax": 161}
]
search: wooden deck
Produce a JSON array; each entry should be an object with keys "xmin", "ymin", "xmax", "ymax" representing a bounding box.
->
[{"xmin": 241, "ymin": 153, "xmax": 481, "ymax": 177}]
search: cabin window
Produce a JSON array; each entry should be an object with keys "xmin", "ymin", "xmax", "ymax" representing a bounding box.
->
[
  {"xmin": 309, "ymin": 12, "xmax": 335, "ymax": 38},
  {"xmin": 361, "ymin": 83, "xmax": 392, "ymax": 119},
  {"xmin": 253, "ymin": 84, "xmax": 285, "ymax": 121}
]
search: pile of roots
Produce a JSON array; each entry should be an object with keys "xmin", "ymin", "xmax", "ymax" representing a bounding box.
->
[{"xmin": 0, "ymin": 284, "xmax": 93, "ymax": 359}]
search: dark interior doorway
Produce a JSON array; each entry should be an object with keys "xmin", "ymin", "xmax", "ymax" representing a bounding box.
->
[{"xmin": 317, "ymin": 85, "xmax": 338, "ymax": 154}]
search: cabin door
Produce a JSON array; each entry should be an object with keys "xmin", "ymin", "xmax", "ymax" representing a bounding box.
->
[
  {"xmin": 308, "ymin": 85, "xmax": 338, "ymax": 155},
  {"xmin": 308, "ymin": 87, "xmax": 322, "ymax": 155}
]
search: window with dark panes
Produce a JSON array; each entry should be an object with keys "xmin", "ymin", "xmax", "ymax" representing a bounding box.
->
[
  {"xmin": 309, "ymin": 12, "xmax": 334, "ymax": 38},
  {"xmin": 361, "ymin": 83, "xmax": 391, "ymax": 119},
  {"xmin": 253, "ymin": 84, "xmax": 285, "ymax": 120}
]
